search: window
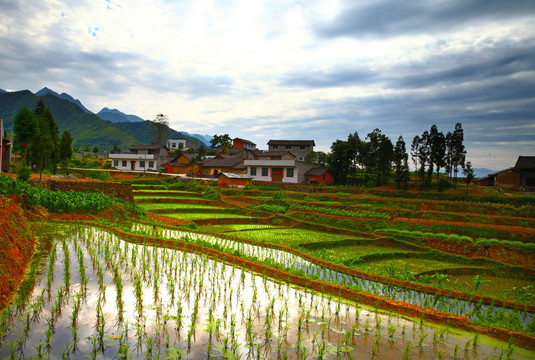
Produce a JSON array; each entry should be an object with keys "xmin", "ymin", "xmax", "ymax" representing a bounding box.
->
[
  {"xmin": 287, "ymin": 168, "xmax": 294, "ymax": 177},
  {"xmin": 140, "ymin": 161, "xmax": 145, "ymax": 167},
  {"xmin": 250, "ymin": 167, "xmax": 257, "ymax": 176},
  {"xmin": 113, "ymin": 160, "xmax": 118, "ymax": 167},
  {"xmin": 148, "ymin": 161, "xmax": 154, "ymax": 168},
  {"xmin": 171, "ymin": 143, "xmax": 176, "ymax": 148},
  {"xmin": 298, "ymin": 156, "xmax": 304, "ymax": 161},
  {"xmin": 261, "ymin": 167, "xmax": 268, "ymax": 176},
  {"xmin": 273, "ymin": 145, "xmax": 278, "ymax": 149},
  {"xmin": 300, "ymin": 145, "xmax": 306, "ymax": 150},
  {"xmin": 285, "ymin": 145, "xmax": 291, "ymax": 150},
  {"xmin": 122, "ymin": 160, "xmax": 127, "ymax": 167}
]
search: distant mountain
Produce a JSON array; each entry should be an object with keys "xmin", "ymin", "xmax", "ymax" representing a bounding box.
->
[
  {"xmin": 114, "ymin": 121, "xmax": 208, "ymax": 148},
  {"xmin": 0, "ymin": 89, "xmax": 6, "ymax": 93},
  {"xmin": 473, "ymin": 168, "xmax": 499, "ymax": 178},
  {"xmin": 35, "ymin": 87, "xmax": 93, "ymax": 114},
  {"xmin": 97, "ymin": 107, "xmax": 145, "ymax": 123},
  {"xmin": 191, "ymin": 133, "xmax": 213, "ymax": 145},
  {"xmin": 0, "ymin": 90, "xmax": 142, "ymax": 150}
]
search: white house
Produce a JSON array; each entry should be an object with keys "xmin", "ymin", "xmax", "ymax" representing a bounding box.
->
[
  {"xmin": 109, "ymin": 153, "xmax": 158, "ymax": 171},
  {"xmin": 167, "ymin": 138, "xmax": 197, "ymax": 150},
  {"xmin": 109, "ymin": 143, "xmax": 169, "ymax": 171}
]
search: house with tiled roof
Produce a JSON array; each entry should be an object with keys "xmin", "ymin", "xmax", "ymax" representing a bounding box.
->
[
  {"xmin": 477, "ymin": 156, "xmax": 535, "ymax": 191},
  {"xmin": 267, "ymin": 140, "xmax": 315, "ymax": 161},
  {"xmin": 109, "ymin": 143, "xmax": 170, "ymax": 171},
  {"xmin": 233, "ymin": 137, "xmax": 257, "ymax": 150}
]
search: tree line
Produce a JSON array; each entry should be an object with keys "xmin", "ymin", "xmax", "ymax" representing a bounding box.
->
[
  {"xmin": 326, "ymin": 123, "xmax": 468, "ymax": 189},
  {"xmin": 13, "ymin": 100, "xmax": 73, "ymax": 179}
]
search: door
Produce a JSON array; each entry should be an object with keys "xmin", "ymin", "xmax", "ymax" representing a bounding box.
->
[{"xmin": 272, "ymin": 168, "xmax": 283, "ymax": 182}]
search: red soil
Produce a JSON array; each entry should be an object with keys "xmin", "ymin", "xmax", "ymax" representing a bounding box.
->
[{"xmin": 0, "ymin": 196, "xmax": 36, "ymax": 309}]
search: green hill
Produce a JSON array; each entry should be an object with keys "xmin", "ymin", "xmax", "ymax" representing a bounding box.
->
[
  {"xmin": 0, "ymin": 90, "xmax": 142, "ymax": 151},
  {"xmin": 114, "ymin": 121, "xmax": 206, "ymax": 148}
]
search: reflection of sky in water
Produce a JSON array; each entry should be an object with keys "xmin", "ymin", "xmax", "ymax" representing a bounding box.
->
[
  {"xmin": 131, "ymin": 223, "xmax": 533, "ymax": 325},
  {"xmin": 0, "ymin": 225, "xmax": 530, "ymax": 359}
]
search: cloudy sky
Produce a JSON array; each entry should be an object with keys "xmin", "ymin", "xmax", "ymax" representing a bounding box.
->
[{"xmin": 1, "ymin": 0, "xmax": 534, "ymax": 170}]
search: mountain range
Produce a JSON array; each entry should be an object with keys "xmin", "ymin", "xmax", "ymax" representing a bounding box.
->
[{"xmin": 0, "ymin": 87, "xmax": 210, "ymax": 151}]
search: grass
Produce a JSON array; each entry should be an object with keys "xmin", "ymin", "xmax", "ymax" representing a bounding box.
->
[
  {"xmin": 165, "ymin": 213, "xmax": 253, "ymax": 220},
  {"xmin": 137, "ymin": 203, "xmax": 226, "ymax": 210},
  {"xmin": 230, "ymin": 228, "xmax": 355, "ymax": 246},
  {"xmin": 358, "ymin": 258, "xmax": 471, "ymax": 274}
]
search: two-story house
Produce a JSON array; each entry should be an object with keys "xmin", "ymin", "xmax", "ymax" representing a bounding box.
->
[
  {"xmin": 244, "ymin": 150, "xmax": 322, "ymax": 184},
  {"xmin": 0, "ymin": 117, "xmax": 11, "ymax": 173},
  {"xmin": 109, "ymin": 143, "xmax": 169, "ymax": 171},
  {"xmin": 167, "ymin": 138, "xmax": 198, "ymax": 151},
  {"xmin": 267, "ymin": 140, "xmax": 315, "ymax": 161}
]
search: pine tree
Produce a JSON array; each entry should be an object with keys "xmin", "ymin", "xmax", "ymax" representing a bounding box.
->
[{"xmin": 394, "ymin": 136, "xmax": 410, "ymax": 189}]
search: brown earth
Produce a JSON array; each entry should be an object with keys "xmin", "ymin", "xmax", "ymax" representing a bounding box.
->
[{"xmin": 0, "ymin": 196, "xmax": 36, "ymax": 310}]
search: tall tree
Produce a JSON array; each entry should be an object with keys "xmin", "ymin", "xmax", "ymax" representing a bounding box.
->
[
  {"xmin": 151, "ymin": 113, "xmax": 170, "ymax": 145},
  {"xmin": 31, "ymin": 100, "xmax": 57, "ymax": 179},
  {"xmin": 210, "ymin": 134, "xmax": 233, "ymax": 153},
  {"xmin": 417, "ymin": 131, "xmax": 430, "ymax": 186},
  {"xmin": 328, "ymin": 139, "xmax": 352, "ymax": 184},
  {"xmin": 451, "ymin": 123, "xmax": 466, "ymax": 187},
  {"xmin": 393, "ymin": 136, "xmax": 410, "ymax": 190},
  {"xmin": 410, "ymin": 135, "xmax": 421, "ymax": 185},
  {"xmin": 13, "ymin": 107, "xmax": 39, "ymax": 165},
  {"xmin": 365, "ymin": 129, "xmax": 393, "ymax": 186},
  {"xmin": 463, "ymin": 161, "xmax": 474, "ymax": 193},
  {"xmin": 428, "ymin": 125, "xmax": 446, "ymax": 183},
  {"xmin": 59, "ymin": 131, "xmax": 73, "ymax": 175}
]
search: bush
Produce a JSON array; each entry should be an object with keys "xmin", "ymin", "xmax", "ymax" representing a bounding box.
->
[
  {"xmin": 17, "ymin": 166, "xmax": 31, "ymax": 182},
  {"xmin": 85, "ymin": 170, "xmax": 112, "ymax": 181},
  {"xmin": 252, "ymin": 204, "xmax": 287, "ymax": 213}
]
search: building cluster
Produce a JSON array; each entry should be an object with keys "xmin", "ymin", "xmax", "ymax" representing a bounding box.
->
[{"xmin": 109, "ymin": 137, "xmax": 334, "ymax": 187}]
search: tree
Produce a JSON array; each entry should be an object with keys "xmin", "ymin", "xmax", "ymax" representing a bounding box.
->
[
  {"xmin": 393, "ymin": 136, "xmax": 410, "ymax": 190},
  {"xmin": 31, "ymin": 100, "xmax": 57, "ymax": 179},
  {"xmin": 365, "ymin": 129, "xmax": 393, "ymax": 186},
  {"xmin": 13, "ymin": 107, "xmax": 39, "ymax": 165},
  {"xmin": 451, "ymin": 123, "xmax": 466, "ymax": 188},
  {"xmin": 210, "ymin": 134, "xmax": 233, "ymax": 153},
  {"xmin": 151, "ymin": 113, "xmax": 170, "ymax": 145},
  {"xmin": 111, "ymin": 144, "xmax": 121, "ymax": 154},
  {"xmin": 328, "ymin": 139, "xmax": 352, "ymax": 184},
  {"xmin": 417, "ymin": 131, "xmax": 430, "ymax": 187},
  {"xmin": 463, "ymin": 161, "xmax": 474, "ymax": 193},
  {"xmin": 59, "ymin": 131, "xmax": 73, "ymax": 175},
  {"xmin": 428, "ymin": 125, "xmax": 446, "ymax": 183},
  {"xmin": 93, "ymin": 145, "xmax": 99, "ymax": 154}
]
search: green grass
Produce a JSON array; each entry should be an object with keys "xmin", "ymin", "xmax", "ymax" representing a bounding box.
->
[
  {"xmin": 202, "ymin": 224, "xmax": 285, "ymax": 232},
  {"xmin": 164, "ymin": 213, "xmax": 253, "ymax": 220},
  {"xmin": 137, "ymin": 203, "xmax": 225, "ymax": 210},
  {"xmin": 229, "ymin": 228, "xmax": 355, "ymax": 246},
  {"xmin": 317, "ymin": 244, "xmax": 414, "ymax": 262},
  {"xmin": 134, "ymin": 195, "xmax": 209, "ymax": 201},
  {"xmin": 358, "ymin": 258, "xmax": 470, "ymax": 274}
]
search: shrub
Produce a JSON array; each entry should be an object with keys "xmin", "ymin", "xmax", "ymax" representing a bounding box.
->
[{"xmin": 17, "ymin": 166, "xmax": 31, "ymax": 182}]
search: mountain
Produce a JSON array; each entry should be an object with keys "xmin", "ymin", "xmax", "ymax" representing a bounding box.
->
[
  {"xmin": 473, "ymin": 168, "xmax": 499, "ymax": 178},
  {"xmin": 0, "ymin": 89, "xmax": 6, "ymax": 94},
  {"xmin": 114, "ymin": 121, "xmax": 208, "ymax": 148},
  {"xmin": 97, "ymin": 107, "xmax": 145, "ymax": 123},
  {"xmin": 35, "ymin": 87, "xmax": 93, "ymax": 114},
  {"xmin": 0, "ymin": 90, "xmax": 142, "ymax": 150}
]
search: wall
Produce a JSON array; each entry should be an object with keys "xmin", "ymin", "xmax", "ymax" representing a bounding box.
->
[{"xmin": 33, "ymin": 180, "xmax": 133, "ymax": 202}]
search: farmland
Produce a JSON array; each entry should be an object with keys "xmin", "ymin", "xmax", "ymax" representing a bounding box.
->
[{"xmin": 1, "ymin": 175, "xmax": 535, "ymax": 359}]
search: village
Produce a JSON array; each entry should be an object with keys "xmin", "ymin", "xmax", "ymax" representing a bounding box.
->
[{"xmin": 108, "ymin": 137, "xmax": 335, "ymax": 188}]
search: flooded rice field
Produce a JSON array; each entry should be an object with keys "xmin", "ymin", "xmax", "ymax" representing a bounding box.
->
[{"xmin": 0, "ymin": 224, "xmax": 531, "ymax": 359}]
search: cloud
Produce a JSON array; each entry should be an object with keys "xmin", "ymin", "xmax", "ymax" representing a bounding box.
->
[{"xmin": 314, "ymin": 0, "xmax": 535, "ymax": 39}]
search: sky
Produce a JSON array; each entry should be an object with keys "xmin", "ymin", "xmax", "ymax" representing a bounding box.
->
[{"xmin": 1, "ymin": 0, "xmax": 534, "ymax": 171}]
